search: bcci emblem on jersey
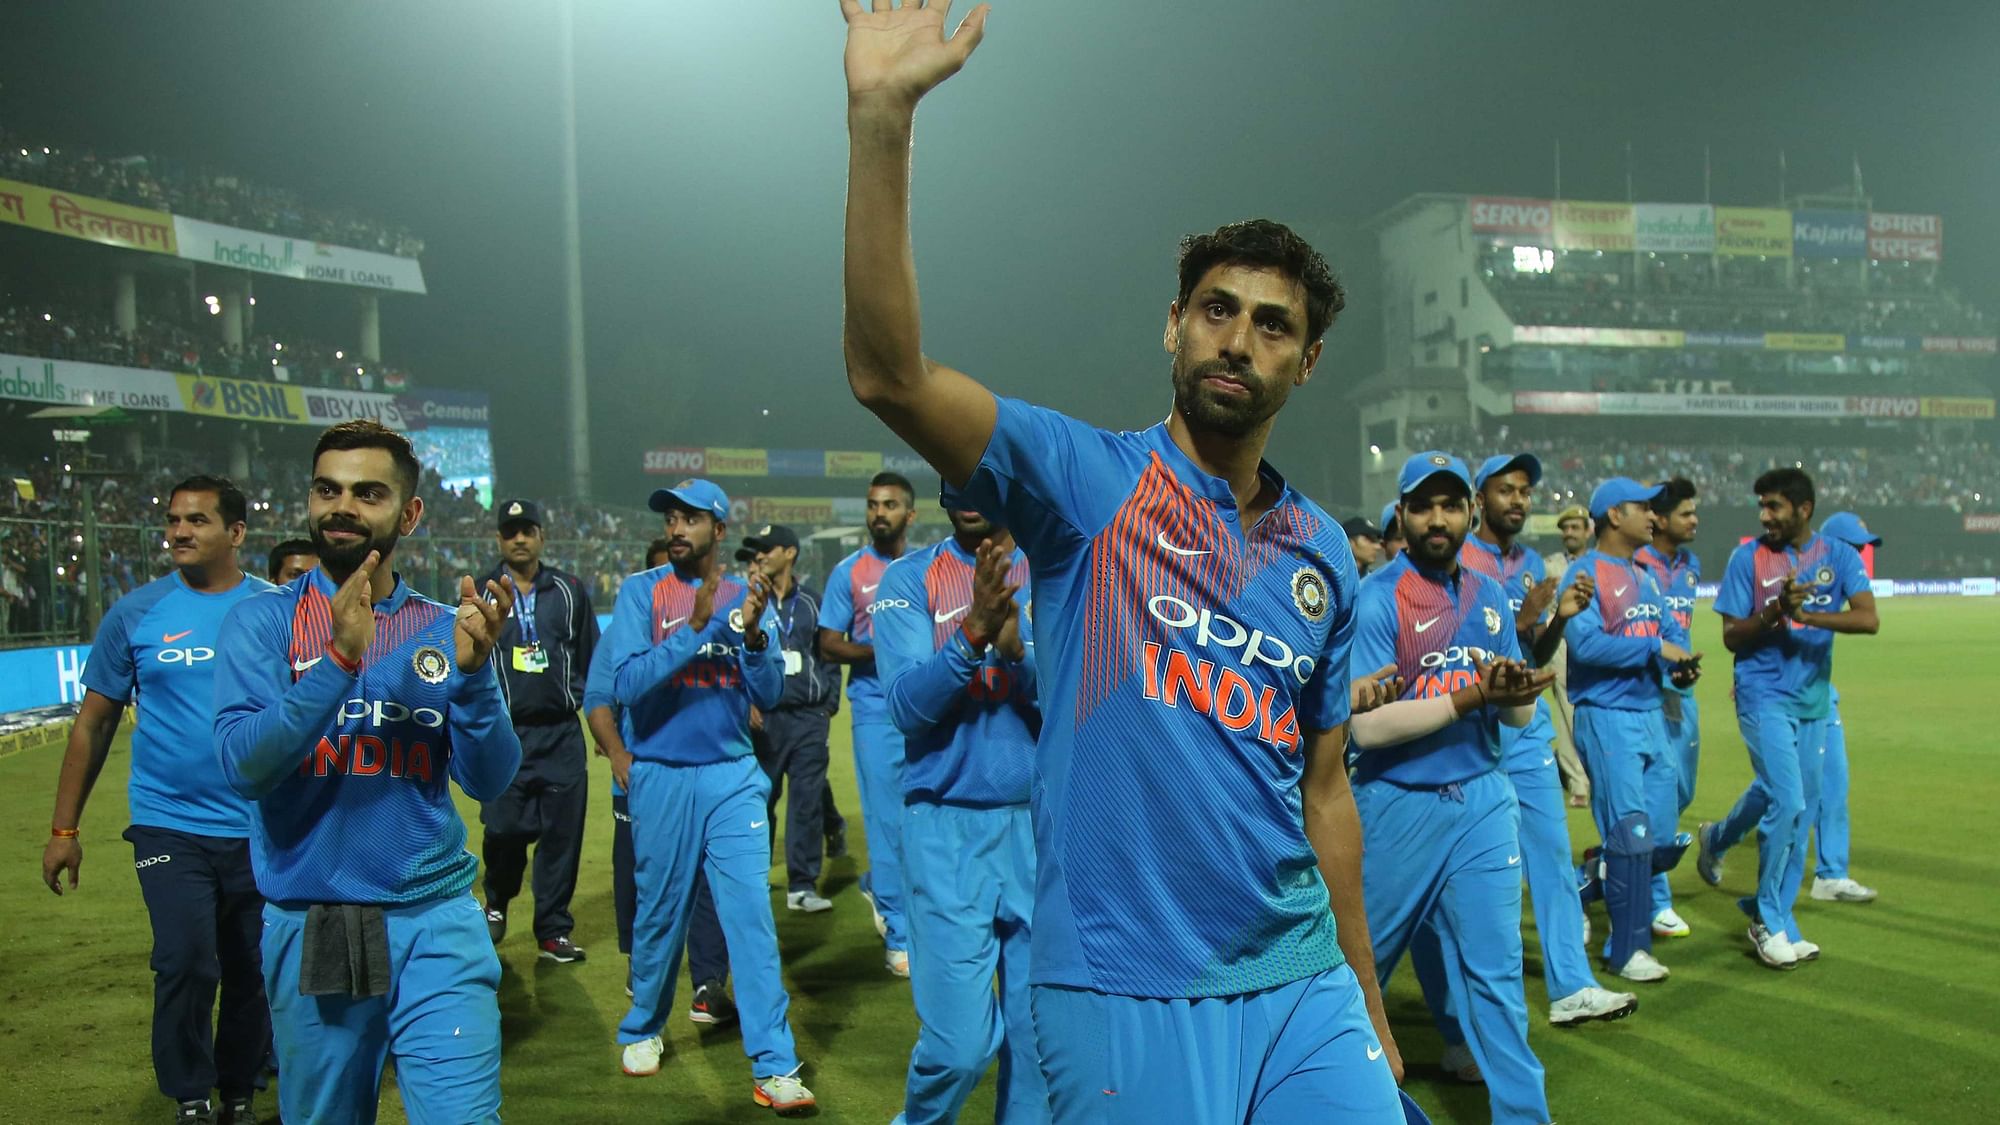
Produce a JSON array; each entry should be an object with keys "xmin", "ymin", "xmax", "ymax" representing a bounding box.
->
[
  {"xmin": 1813, "ymin": 565, "xmax": 1834, "ymax": 587},
  {"xmin": 727, "ymin": 608, "xmax": 746, "ymax": 633},
  {"xmin": 1291, "ymin": 568, "xmax": 1328, "ymax": 622},
  {"xmin": 1484, "ymin": 606, "xmax": 1503, "ymax": 634},
  {"xmin": 412, "ymin": 646, "xmax": 451, "ymax": 685}
]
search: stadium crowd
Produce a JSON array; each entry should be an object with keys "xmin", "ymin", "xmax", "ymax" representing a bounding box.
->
[
  {"xmin": 2, "ymin": 126, "xmax": 423, "ymax": 256},
  {"xmin": 0, "ymin": 298, "xmax": 416, "ymax": 391},
  {"xmin": 1406, "ymin": 424, "xmax": 1999, "ymax": 514}
]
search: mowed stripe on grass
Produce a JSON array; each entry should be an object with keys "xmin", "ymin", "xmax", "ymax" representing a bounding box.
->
[{"xmin": 6, "ymin": 599, "xmax": 1995, "ymax": 1122}]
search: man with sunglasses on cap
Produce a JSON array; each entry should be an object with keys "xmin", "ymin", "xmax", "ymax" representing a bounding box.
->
[
  {"xmin": 1344, "ymin": 516, "xmax": 1386, "ymax": 577},
  {"xmin": 736, "ymin": 524, "xmax": 844, "ymax": 914},
  {"xmin": 1559, "ymin": 478, "xmax": 1700, "ymax": 985},
  {"xmin": 596, "ymin": 478, "xmax": 815, "ymax": 1113},
  {"xmin": 479, "ymin": 499, "xmax": 600, "ymax": 965}
]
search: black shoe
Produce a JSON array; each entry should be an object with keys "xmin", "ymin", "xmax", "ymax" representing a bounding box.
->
[
  {"xmin": 485, "ymin": 905, "xmax": 507, "ymax": 944},
  {"xmin": 218, "ymin": 1094, "xmax": 257, "ymax": 1125},
  {"xmin": 824, "ymin": 821, "xmax": 847, "ymax": 859},
  {"xmin": 538, "ymin": 935, "xmax": 586, "ymax": 964},
  {"xmin": 176, "ymin": 1100, "xmax": 216, "ymax": 1124},
  {"xmin": 688, "ymin": 980, "xmax": 737, "ymax": 1026}
]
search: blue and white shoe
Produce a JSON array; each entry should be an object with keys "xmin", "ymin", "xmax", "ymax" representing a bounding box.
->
[{"xmin": 1695, "ymin": 821, "xmax": 1723, "ymax": 887}]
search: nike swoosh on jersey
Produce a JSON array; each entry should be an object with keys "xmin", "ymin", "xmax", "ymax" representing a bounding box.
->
[
  {"xmin": 1367, "ymin": 1045, "xmax": 1384, "ymax": 1061},
  {"xmin": 1507, "ymin": 854, "xmax": 1521, "ymax": 865},
  {"xmin": 1761, "ymin": 575, "xmax": 1787, "ymax": 587},
  {"xmin": 661, "ymin": 616, "xmax": 689, "ymax": 631},
  {"xmin": 1612, "ymin": 586, "xmax": 1628, "ymax": 597},
  {"xmin": 1542, "ymin": 756, "xmax": 1555, "ymax": 766},
  {"xmin": 934, "ymin": 606, "xmax": 969, "ymax": 624},
  {"xmin": 862, "ymin": 583, "xmax": 879, "ymax": 593},
  {"xmin": 162, "ymin": 629, "xmax": 193, "ymax": 643},
  {"xmin": 293, "ymin": 656, "xmax": 323, "ymax": 672},
  {"xmin": 1155, "ymin": 531, "xmax": 1211, "ymax": 557},
  {"xmin": 1414, "ymin": 616, "xmax": 1441, "ymax": 633}
]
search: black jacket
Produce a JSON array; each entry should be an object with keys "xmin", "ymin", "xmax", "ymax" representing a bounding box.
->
[
  {"xmin": 483, "ymin": 561, "xmax": 599, "ymax": 725},
  {"xmin": 772, "ymin": 579, "xmax": 839, "ymax": 714}
]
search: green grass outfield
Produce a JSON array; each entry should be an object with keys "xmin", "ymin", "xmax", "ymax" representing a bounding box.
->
[{"xmin": 7, "ymin": 599, "xmax": 1997, "ymax": 1123}]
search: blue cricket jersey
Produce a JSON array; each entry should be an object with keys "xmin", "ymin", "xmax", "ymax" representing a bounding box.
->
[
  {"xmin": 1349, "ymin": 554, "xmax": 1520, "ymax": 786},
  {"xmin": 81, "ymin": 569, "xmax": 274, "ymax": 837},
  {"xmin": 580, "ymin": 652, "xmax": 624, "ymax": 796},
  {"xmin": 821, "ymin": 544, "xmax": 903, "ymax": 722},
  {"xmin": 1561, "ymin": 549, "xmax": 1686, "ymax": 711},
  {"xmin": 1713, "ymin": 533, "xmax": 1869, "ymax": 720},
  {"xmin": 596, "ymin": 565, "xmax": 783, "ymax": 764},
  {"xmin": 958, "ymin": 396, "xmax": 1359, "ymax": 999},
  {"xmin": 874, "ymin": 537, "xmax": 1038, "ymax": 808},
  {"xmin": 1636, "ymin": 544, "xmax": 1701, "ymax": 698},
  {"xmin": 1458, "ymin": 535, "xmax": 1560, "ymax": 768},
  {"xmin": 213, "ymin": 570, "xmax": 522, "ymax": 906}
]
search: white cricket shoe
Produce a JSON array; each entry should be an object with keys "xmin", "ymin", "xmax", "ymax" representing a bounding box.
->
[
  {"xmin": 1440, "ymin": 1043, "xmax": 1484, "ymax": 1084},
  {"xmin": 786, "ymin": 889, "xmax": 834, "ymax": 913},
  {"xmin": 751, "ymin": 1072, "xmax": 816, "ymax": 1116},
  {"xmin": 1750, "ymin": 922, "xmax": 1799, "ymax": 970},
  {"xmin": 621, "ymin": 1035, "xmax": 663, "ymax": 1077},
  {"xmin": 1651, "ymin": 908, "xmax": 1691, "ymax": 938},
  {"xmin": 860, "ymin": 887, "xmax": 888, "ymax": 938},
  {"xmin": 885, "ymin": 948, "xmax": 910, "ymax": 978},
  {"xmin": 1791, "ymin": 938, "xmax": 1821, "ymax": 962},
  {"xmin": 1616, "ymin": 949, "xmax": 1671, "ymax": 983},
  {"xmin": 1811, "ymin": 876, "xmax": 1877, "ymax": 902},
  {"xmin": 1548, "ymin": 985, "xmax": 1639, "ymax": 1026}
]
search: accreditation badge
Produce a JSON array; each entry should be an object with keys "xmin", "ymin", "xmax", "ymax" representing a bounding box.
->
[{"xmin": 512, "ymin": 645, "xmax": 551, "ymax": 673}]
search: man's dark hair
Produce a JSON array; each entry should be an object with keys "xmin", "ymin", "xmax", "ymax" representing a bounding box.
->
[
  {"xmin": 1651, "ymin": 477, "xmax": 1698, "ymax": 516},
  {"xmin": 1753, "ymin": 466, "xmax": 1815, "ymax": 512},
  {"xmin": 869, "ymin": 471, "xmax": 915, "ymax": 503},
  {"xmin": 169, "ymin": 474, "xmax": 247, "ymax": 527},
  {"xmin": 646, "ymin": 538, "xmax": 673, "ymax": 567},
  {"xmin": 266, "ymin": 537, "xmax": 316, "ymax": 581},
  {"xmin": 312, "ymin": 420, "xmax": 421, "ymax": 500},
  {"xmin": 1177, "ymin": 219, "xmax": 1346, "ymax": 344}
]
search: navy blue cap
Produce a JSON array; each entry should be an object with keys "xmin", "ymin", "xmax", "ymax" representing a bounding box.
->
[
  {"xmin": 495, "ymin": 499, "xmax": 543, "ymax": 531},
  {"xmin": 1397, "ymin": 451, "xmax": 1475, "ymax": 500},
  {"xmin": 1473, "ymin": 452, "xmax": 1543, "ymax": 491},
  {"xmin": 735, "ymin": 523, "xmax": 800, "ymax": 561},
  {"xmin": 1380, "ymin": 500, "xmax": 1401, "ymax": 535},
  {"xmin": 648, "ymin": 478, "xmax": 731, "ymax": 521},
  {"xmin": 1588, "ymin": 477, "xmax": 1666, "ymax": 521},
  {"xmin": 1820, "ymin": 511, "xmax": 1882, "ymax": 548},
  {"xmin": 1341, "ymin": 516, "xmax": 1383, "ymax": 542}
]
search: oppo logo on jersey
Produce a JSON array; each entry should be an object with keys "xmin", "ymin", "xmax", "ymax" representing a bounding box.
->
[
  {"xmin": 1145, "ymin": 595, "xmax": 1316, "ymax": 686},
  {"xmin": 338, "ymin": 698, "xmax": 446, "ymax": 729},
  {"xmin": 864, "ymin": 598, "xmax": 914, "ymax": 615},
  {"xmin": 1662, "ymin": 594, "xmax": 1694, "ymax": 612},
  {"xmin": 155, "ymin": 647, "xmax": 215, "ymax": 664},
  {"xmin": 1412, "ymin": 645, "xmax": 1493, "ymax": 699},
  {"xmin": 1615, "ymin": 601, "xmax": 1662, "ymax": 639}
]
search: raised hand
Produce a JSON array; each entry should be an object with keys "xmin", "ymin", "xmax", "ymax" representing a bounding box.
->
[
  {"xmin": 967, "ymin": 538, "xmax": 1021, "ymax": 643},
  {"xmin": 1556, "ymin": 573, "xmax": 1595, "ymax": 620},
  {"xmin": 741, "ymin": 571, "xmax": 773, "ymax": 649},
  {"xmin": 840, "ymin": 0, "xmax": 990, "ymax": 109},
  {"xmin": 1350, "ymin": 662, "xmax": 1403, "ymax": 715},
  {"xmin": 1481, "ymin": 657, "xmax": 1556, "ymax": 708},
  {"xmin": 1518, "ymin": 576, "xmax": 1557, "ymax": 626},
  {"xmin": 455, "ymin": 574, "xmax": 513, "ymax": 674},
  {"xmin": 330, "ymin": 551, "xmax": 382, "ymax": 665},
  {"xmin": 690, "ymin": 548, "xmax": 722, "ymax": 632}
]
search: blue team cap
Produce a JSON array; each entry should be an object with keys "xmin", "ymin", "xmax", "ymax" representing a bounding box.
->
[
  {"xmin": 1820, "ymin": 511, "xmax": 1882, "ymax": 548},
  {"xmin": 1588, "ymin": 477, "xmax": 1666, "ymax": 521},
  {"xmin": 1473, "ymin": 452, "xmax": 1543, "ymax": 491},
  {"xmin": 1397, "ymin": 451, "xmax": 1475, "ymax": 500},
  {"xmin": 1380, "ymin": 499, "xmax": 1400, "ymax": 535},
  {"xmin": 648, "ymin": 478, "xmax": 731, "ymax": 522}
]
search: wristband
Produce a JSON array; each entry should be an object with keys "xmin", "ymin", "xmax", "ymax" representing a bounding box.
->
[
  {"xmin": 327, "ymin": 644, "xmax": 362, "ymax": 675},
  {"xmin": 50, "ymin": 826, "xmax": 78, "ymax": 839},
  {"xmin": 960, "ymin": 623, "xmax": 990, "ymax": 652}
]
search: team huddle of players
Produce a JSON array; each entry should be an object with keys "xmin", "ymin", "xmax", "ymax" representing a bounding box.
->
[{"xmin": 33, "ymin": 6, "xmax": 1887, "ymax": 1124}]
